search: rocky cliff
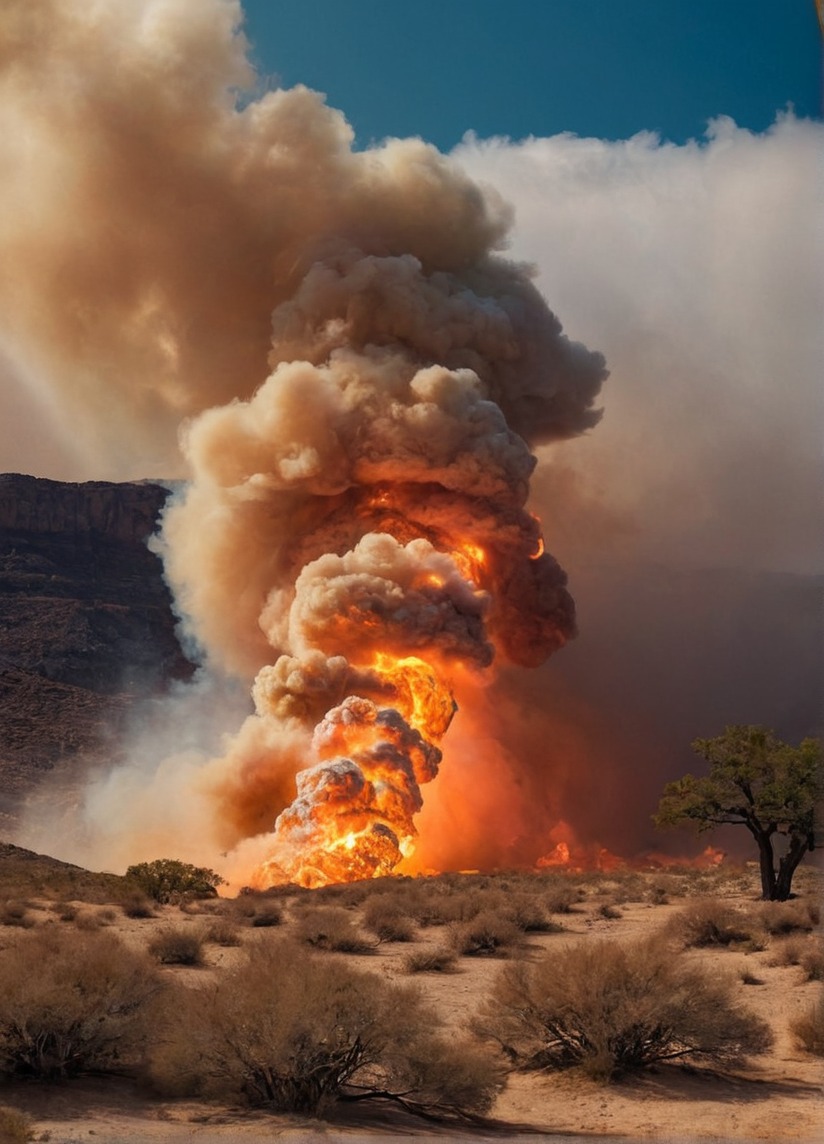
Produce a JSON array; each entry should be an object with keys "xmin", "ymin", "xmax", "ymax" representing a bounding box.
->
[{"xmin": 0, "ymin": 474, "xmax": 194, "ymax": 826}]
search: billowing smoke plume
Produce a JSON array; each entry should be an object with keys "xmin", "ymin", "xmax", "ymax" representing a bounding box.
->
[{"xmin": 0, "ymin": 0, "xmax": 606, "ymax": 884}]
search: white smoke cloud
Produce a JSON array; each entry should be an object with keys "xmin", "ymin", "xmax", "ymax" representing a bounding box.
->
[{"xmin": 454, "ymin": 115, "xmax": 823, "ymax": 577}]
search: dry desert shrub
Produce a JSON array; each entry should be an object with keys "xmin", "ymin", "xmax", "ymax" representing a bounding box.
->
[
  {"xmin": 790, "ymin": 1000, "xmax": 824, "ymax": 1056},
  {"xmin": 403, "ymin": 946, "xmax": 459, "ymax": 974},
  {"xmin": 361, "ymin": 895, "xmax": 416, "ymax": 942},
  {"xmin": 768, "ymin": 934, "xmax": 824, "ymax": 980},
  {"xmin": 596, "ymin": 902, "xmax": 623, "ymax": 920},
  {"xmin": 0, "ymin": 927, "xmax": 160, "ymax": 1080},
  {"xmin": 503, "ymin": 893, "xmax": 561, "ymax": 933},
  {"xmin": 668, "ymin": 898, "xmax": 758, "ymax": 948},
  {"xmin": 204, "ymin": 919, "xmax": 243, "ymax": 947},
  {"xmin": 800, "ymin": 941, "xmax": 824, "ymax": 981},
  {"xmin": 240, "ymin": 902, "xmax": 284, "ymax": 928},
  {"xmin": 756, "ymin": 900, "xmax": 817, "ymax": 936},
  {"xmin": 249, "ymin": 904, "xmax": 282, "ymax": 928},
  {"xmin": 0, "ymin": 1105, "xmax": 34, "ymax": 1142},
  {"xmin": 148, "ymin": 926, "xmax": 205, "ymax": 966},
  {"xmin": 645, "ymin": 875, "xmax": 682, "ymax": 904},
  {"xmin": 450, "ymin": 910, "xmax": 521, "ymax": 957},
  {"xmin": 475, "ymin": 934, "xmax": 772, "ymax": 1081},
  {"xmin": 73, "ymin": 909, "xmax": 104, "ymax": 931},
  {"xmin": 541, "ymin": 881, "xmax": 578, "ymax": 915},
  {"xmin": 294, "ymin": 906, "xmax": 374, "ymax": 953},
  {"xmin": 0, "ymin": 901, "xmax": 34, "ymax": 929},
  {"xmin": 594, "ymin": 872, "xmax": 646, "ymax": 905},
  {"xmin": 120, "ymin": 891, "xmax": 155, "ymax": 919},
  {"xmin": 150, "ymin": 938, "xmax": 502, "ymax": 1117}
]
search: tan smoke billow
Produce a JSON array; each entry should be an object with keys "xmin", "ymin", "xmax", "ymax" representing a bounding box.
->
[{"xmin": 1, "ymin": 0, "xmax": 606, "ymax": 884}]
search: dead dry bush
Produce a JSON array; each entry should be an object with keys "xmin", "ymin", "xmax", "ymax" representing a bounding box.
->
[
  {"xmin": 541, "ymin": 881, "xmax": 578, "ymax": 914},
  {"xmin": 0, "ymin": 1104, "xmax": 34, "ymax": 1143},
  {"xmin": 503, "ymin": 893, "xmax": 561, "ymax": 933},
  {"xmin": 229, "ymin": 899, "xmax": 284, "ymax": 928},
  {"xmin": 120, "ymin": 891, "xmax": 155, "ymax": 919},
  {"xmin": 790, "ymin": 1000, "xmax": 824, "ymax": 1056},
  {"xmin": 150, "ymin": 939, "xmax": 503, "ymax": 1117},
  {"xmin": 0, "ymin": 928, "xmax": 161, "ymax": 1080},
  {"xmin": 475, "ymin": 934, "xmax": 772, "ymax": 1081},
  {"xmin": 756, "ymin": 900, "xmax": 817, "ymax": 936},
  {"xmin": 148, "ymin": 926, "xmax": 205, "ymax": 966},
  {"xmin": 0, "ymin": 901, "xmax": 34, "ymax": 929},
  {"xmin": 294, "ymin": 906, "xmax": 374, "ymax": 953},
  {"xmin": 668, "ymin": 899, "xmax": 759, "ymax": 948},
  {"xmin": 768, "ymin": 934, "xmax": 824, "ymax": 980},
  {"xmin": 204, "ymin": 919, "xmax": 243, "ymax": 947},
  {"xmin": 361, "ymin": 895, "xmax": 416, "ymax": 942},
  {"xmin": 403, "ymin": 946, "xmax": 459, "ymax": 974},
  {"xmin": 450, "ymin": 910, "xmax": 521, "ymax": 957}
]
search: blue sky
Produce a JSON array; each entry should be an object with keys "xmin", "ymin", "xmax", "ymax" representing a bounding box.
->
[{"xmin": 241, "ymin": 0, "xmax": 820, "ymax": 149}]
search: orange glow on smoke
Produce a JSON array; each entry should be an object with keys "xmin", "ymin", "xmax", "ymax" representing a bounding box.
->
[{"xmin": 530, "ymin": 536, "xmax": 545, "ymax": 559}]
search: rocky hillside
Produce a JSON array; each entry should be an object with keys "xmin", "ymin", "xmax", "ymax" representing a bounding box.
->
[{"xmin": 0, "ymin": 474, "xmax": 193, "ymax": 828}]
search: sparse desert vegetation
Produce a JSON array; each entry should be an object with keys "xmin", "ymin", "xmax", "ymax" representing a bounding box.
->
[
  {"xmin": 475, "ymin": 933, "xmax": 772, "ymax": 1079},
  {"xmin": 0, "ymin": 853, "xmax": 820, "ymax": 1141}
]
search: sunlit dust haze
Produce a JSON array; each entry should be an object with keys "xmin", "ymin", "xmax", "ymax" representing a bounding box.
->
[{"xmin": 4, "ymin": 1, "xmax": 821, "ymax": 882}]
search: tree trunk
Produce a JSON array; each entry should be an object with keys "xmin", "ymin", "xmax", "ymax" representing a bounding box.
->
[
  {"xmin": 775, "ymin": 833, "xmax": 810, "ymax": 901},
  {"xmin": 752, "ymin": 830, "xmax": 777, "ymax": 900}
]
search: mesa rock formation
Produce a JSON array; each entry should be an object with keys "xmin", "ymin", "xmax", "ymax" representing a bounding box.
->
[{"xmin": 0, "ymin": 474, "xmax": 193, "ymax": 829}]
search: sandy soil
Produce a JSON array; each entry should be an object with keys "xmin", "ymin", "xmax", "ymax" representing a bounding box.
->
[{"xmin": 1, "ymin": 869, "xmax": 821, "ymax": 1144}]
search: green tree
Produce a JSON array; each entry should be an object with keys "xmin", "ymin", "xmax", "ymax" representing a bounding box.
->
[
  {"xmin": 125, "ymin": 858, "xmax": 225, "ymax": 904},
  {"xmin": 655, "ymin": 726, "xmax": 821, "ymax": 901}
]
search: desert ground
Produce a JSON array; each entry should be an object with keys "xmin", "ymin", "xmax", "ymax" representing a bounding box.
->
[{"xmin": 0, "ymin": 852, "xmax": 820, "ymax": 1144}]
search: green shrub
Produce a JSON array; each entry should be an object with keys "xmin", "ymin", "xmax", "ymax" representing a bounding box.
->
[
  {"xmin": 125, "ymin": 859, "xmax": 224, "ymax": 904},
  {"xmin": 476, "ymin": 935, "xmax": 772, "ymax": 1081},
  {"xmin": 148, "ymin": 926, "xmax": 205, "ymax": 966},
  {"xmin": 149, "ymin": 939, "xmax": 503, "ymax": 1117},
  {"xmin": 790, "ymin": 1000, "xmax": 824, "ymax": 1056},
  {"xmin": 0, "ymin": 928, "xmax": 160, "ymax": 1079}
]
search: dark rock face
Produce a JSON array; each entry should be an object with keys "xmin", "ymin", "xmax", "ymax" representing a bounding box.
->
[{"xmin": 0, "ymin": 474, "xmax": 194, "ymax": 822}]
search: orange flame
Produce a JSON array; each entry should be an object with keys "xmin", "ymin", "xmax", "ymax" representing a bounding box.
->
[
  {"xmin": 536, "ymin": 840, "xmax": 570, "ymax": 867},
  {"xmin": 369, "ymin": 652, "xmax": 456, "ymax": 740},
  {"xmin": 451, "ymin": 540, "xmax": 486, "ymax": 582}
]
